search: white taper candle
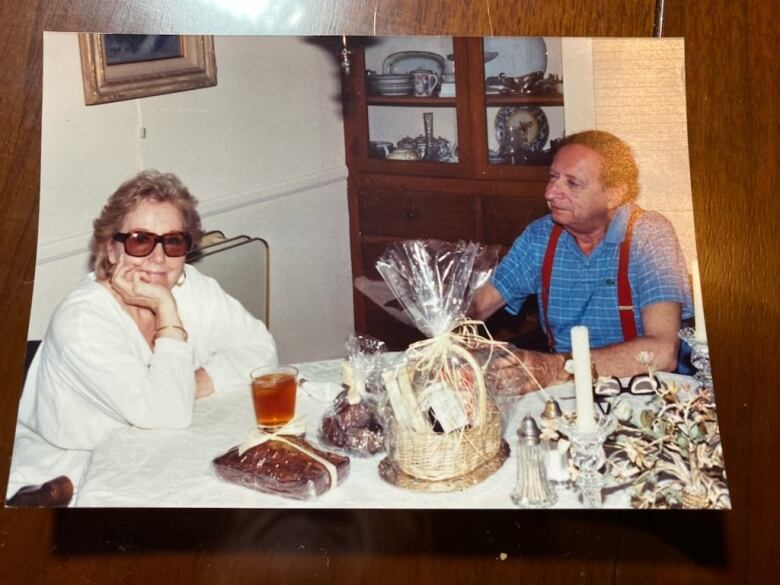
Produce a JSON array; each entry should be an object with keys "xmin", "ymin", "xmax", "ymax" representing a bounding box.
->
[
  {"xmin": 691, "ymin": 260, "xmax": 708, "ymax": 343},
  {"xmin": 571, "ymin": 326, "xmax": 596, "ymax": 431}
]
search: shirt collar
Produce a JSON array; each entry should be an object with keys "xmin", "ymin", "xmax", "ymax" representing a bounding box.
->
[{"xmin": 603, "ymin": 203, "xmax": 636, "ymax": 245}]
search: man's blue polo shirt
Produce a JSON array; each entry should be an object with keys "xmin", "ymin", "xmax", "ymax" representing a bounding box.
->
[{"xmin": 492, "ymin": 204, "xmax": 693, "ymax": 351}]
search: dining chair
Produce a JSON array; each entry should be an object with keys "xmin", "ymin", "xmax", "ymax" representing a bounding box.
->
[{"xmin": 187, "ymin": 231, "xmax": 270, "ymax": 324}]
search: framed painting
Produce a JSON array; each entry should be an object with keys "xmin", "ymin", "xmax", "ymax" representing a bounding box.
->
[{"xmin": 77, "ymin": 34, "xmax": 217, "ymax": 105}]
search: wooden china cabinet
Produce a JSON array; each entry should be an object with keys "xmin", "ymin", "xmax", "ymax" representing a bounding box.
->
[{"xmin": 341, "ymin": 36, "xmax": 565, "ymax": 349}]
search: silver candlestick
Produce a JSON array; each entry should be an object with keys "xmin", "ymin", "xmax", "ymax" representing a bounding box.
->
[
  {"xmin": 678, "ymin": 327, "xmax": 712, "ymax": 388},
  {"xmin": 559, "ymin": 413, "xmax": 616, "ymax": 508}
]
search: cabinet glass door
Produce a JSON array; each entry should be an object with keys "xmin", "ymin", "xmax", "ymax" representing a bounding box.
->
[
  {"xmin": 482, "ymin": 37, "xmax": 564, "ymax": 167},
  {"xmin": 364, "ymin": 36, "xmax": 458, "ymax": 163}
]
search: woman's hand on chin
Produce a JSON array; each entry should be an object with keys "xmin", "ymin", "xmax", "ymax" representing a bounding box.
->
[{"xmin": 110, "ymin": 255, "xmax": 174, "ymax": 312}]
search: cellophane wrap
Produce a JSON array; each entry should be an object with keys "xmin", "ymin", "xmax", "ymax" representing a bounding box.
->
[
  {"xmin": 212, "ymin": 436, "xmax": 350, "ymax": 500},
  {"xmin": 375, "ymin": 240, "xmax": 503, "ymax": 437},
  {"xmin": 376, "ymin": 239, "xmax": 498, "ymax": 338},
  {"xmin": 319, "ymin": 335, "xmax": 388, "ymax": 456}
]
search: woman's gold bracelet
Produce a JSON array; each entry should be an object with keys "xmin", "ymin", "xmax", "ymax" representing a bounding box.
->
[{"xmin": 154, "ymin": 324, "xmax": 188, "ymax": 342}]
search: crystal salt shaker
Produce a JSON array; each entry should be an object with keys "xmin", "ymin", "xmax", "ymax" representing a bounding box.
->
[
  {"xmin": 540, "ymin": 399, "xmax": 571, "ymax": 486},
  {"xmin": 511, "ymin": 414, "xmax": 557, "ymax": 508}
]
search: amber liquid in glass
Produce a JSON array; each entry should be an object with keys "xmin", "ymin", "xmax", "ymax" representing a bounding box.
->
[{"xmin": 251, "ymin": 372, "xmax": 297, "ymax": 428}]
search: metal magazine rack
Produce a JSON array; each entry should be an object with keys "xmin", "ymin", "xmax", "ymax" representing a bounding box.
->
[{"xmin": 187, "ymin": 231, "xmax": 270, "ymax": 325}]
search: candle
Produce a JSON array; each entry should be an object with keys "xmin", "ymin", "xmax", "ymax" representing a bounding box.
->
[
  {"xmin": 691, "ymin": 260, "xmax": 708, "ymax": 343},
  {"xmin": 571, "ymin": 326, "xmax": 596, "ymax": 431}
]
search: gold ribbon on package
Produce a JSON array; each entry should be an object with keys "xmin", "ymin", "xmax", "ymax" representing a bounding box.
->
[{"xmin": 237, "ymin": 418, "xmax": 339, "ymax": 491}]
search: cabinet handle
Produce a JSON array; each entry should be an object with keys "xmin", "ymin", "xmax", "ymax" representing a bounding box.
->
[{"xmin": 405, "ymin": 209, "xmax": 417, "ymax": 220}]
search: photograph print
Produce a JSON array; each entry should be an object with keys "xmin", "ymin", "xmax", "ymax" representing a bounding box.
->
[{"xmin": 5, "ymin": 33, "xmax": 729, "ymax": 511}]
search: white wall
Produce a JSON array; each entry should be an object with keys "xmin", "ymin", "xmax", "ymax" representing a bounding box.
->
[
  {"xmin": 562, "ymin": 37, "xmax": 698, "ymax": 265},
  {"xmin": 33, "ymin": 33, "xmax": 353, "ymax": 363}
]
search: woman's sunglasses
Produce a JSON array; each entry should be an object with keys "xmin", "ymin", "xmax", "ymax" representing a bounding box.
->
[
  {"xmin": 593, "ymin": 374, "xmax": 662, "ymax": 415},
  {"xmin": 113, "ymin": 231, "xmax": 192, "ymax": 258}
]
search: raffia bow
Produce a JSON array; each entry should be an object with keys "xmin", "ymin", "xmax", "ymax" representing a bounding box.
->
[{"xmin": 405, "ymin": 318, "xmax": 549, "ymax": 426}]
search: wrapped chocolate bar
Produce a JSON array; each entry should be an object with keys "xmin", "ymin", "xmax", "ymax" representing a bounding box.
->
[
  {"xmin": 372, "ymin": 240, "xmax": 511, "ymax": 489},
  {"xmin": 319, "ymin": 335, "xmax": 387, "ymax": 456},
  {"xmin": 213, "ymin": 427, "xmax": 350, "ymax": 500}
]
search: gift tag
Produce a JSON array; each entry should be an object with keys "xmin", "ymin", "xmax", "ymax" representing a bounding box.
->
[
  {"xmin": 418, "ymin": 382, "xmax": 469, "ymax": 433},
  {"xmin": 382, "ymin": 367, "xmax": 427, "ymax": 432}
]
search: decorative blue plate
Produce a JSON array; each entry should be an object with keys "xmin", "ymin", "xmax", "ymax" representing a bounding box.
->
[{"xmin": 494, "ymin": 106, "xmax": 549, "ymax": 153}]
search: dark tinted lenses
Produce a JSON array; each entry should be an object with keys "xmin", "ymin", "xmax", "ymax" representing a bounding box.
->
[{"xmin": 115, "ymin": 231, "xmax": 191, "ymax": 257}]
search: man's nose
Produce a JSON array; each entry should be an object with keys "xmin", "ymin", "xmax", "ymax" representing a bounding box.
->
[{"xmin": 545, "ymin": 180, "xmax": 562, "ymax": 200}]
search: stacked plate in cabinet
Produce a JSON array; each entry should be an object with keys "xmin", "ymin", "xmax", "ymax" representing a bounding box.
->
[{"xmin": 367, "ymin": 73, "xmax": 413, "ymax": 96}]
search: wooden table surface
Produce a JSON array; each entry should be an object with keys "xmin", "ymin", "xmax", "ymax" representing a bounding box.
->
[{"xmin": 1, "ymin": 1, "xmax": 777, "ymax": 583}]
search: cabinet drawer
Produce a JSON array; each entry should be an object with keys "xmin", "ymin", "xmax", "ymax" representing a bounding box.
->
[
  {"xmin": 358, "ymin": 189, "xmax": 475, "ymax": 240},
  {"xmin": 359, "ymin": 239, "xmax": 392, "ymax": 279},
  {"xmin": 481, "ymin": 195, "xmax": 549, "ymax": 247}
]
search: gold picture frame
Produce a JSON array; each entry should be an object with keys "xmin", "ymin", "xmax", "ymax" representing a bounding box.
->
[{"xmin": 78, "ymin": 34, "xmax": 217, "ymax": 105}]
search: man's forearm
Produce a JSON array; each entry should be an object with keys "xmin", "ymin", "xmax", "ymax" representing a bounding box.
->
[
  {"xmin": 469, "ymin": 283, "xmax": 506, "ymax": 321},
  {"xmin": 590, "ymin": 334, "xmax": 680, "ymax": 378}
]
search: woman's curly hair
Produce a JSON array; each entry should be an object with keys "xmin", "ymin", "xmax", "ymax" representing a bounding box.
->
[{"xmin": 90, "ymin": 170, "xmax": 204, "ymax": 280}]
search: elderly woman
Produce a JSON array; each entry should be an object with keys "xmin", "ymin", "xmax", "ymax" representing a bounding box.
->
[{"xmin": 8, "ymin": 170, "xmax": 277, "ymax": 500}]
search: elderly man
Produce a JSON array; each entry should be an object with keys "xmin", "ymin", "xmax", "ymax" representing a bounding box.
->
[{"xmin": 471, "ymin": 130, "xmax": 693, "ymax": 393}]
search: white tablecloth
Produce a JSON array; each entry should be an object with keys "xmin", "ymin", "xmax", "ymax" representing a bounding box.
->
[{"xmin": 76, "ymin": 359, "xmax": 697, "ymax": 509}]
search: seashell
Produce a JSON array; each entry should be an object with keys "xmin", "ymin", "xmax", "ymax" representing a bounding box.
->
[
  {"xmin": 638, "ymin": 409, "xmax": 656, "ymax": 430},
  {"xmin": 614, "ymin": 434, "xmax": 631, "ymax": 447},
  {"xmin": 681, "ymin": 488, "xmax": 709, "ymax": 509},
  {"xmin": 612, "ymin": 398, "xmax": 633, "ymax": 422},
  {"xmin": 689, "ymin": 423, "xmax": 705, "ymax": 442}
]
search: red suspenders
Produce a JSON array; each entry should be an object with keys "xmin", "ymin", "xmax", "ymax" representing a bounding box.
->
[
  {"xmin": 541, "ymin": 208, "xmax": 643, "ymax": 349},
  {"xmin": 617, "ymin": 208, "xmax": 643, "ymax": 342},
  {"xmin": 541, "ymin": 225, "xmax": 564, "ymax": 349}
]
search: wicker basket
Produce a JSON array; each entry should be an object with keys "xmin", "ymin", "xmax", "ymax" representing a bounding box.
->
[
  {"xmin": 390, "ymin": 402, "xmax": 503, "ymax": 481},
  {"xmin": 389, "ymin": 344, "xmax": 503, "ymax": 482}
]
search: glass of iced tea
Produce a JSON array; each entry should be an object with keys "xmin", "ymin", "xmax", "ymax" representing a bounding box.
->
[{"xmin": 250, "ymin": 365, "xmax": 298, "ymax": 429}]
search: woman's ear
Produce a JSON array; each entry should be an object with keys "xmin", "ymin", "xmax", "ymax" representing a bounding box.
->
[{"xmin": 106, "ymin": 240, "xmax": 118, "ymax": 265}]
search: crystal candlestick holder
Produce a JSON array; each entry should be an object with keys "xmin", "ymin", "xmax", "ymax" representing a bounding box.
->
[
  {"xmin": 559, "ymin": 414, "xmax": 616, "ymax": 508},
  {"xmin": 678, "ymin": 327, "xmax": 712, "ymax": 389}
]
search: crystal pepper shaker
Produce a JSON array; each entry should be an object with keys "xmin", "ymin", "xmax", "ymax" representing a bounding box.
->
[{"xmin": 511, "ymin": 414, "xmax": 557, "ymax": 508}]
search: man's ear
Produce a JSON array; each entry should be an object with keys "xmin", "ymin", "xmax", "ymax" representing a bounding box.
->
[{"xmin": 607, "ymin": 184, "xmax": 627, "ymax": 209}]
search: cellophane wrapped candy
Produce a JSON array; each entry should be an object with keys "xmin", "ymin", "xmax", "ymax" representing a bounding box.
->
[
  {"xmin": 212, "ymin": 436, "xmax": 350, "ymax": 500},
  {"xmin": 319, "ymin": 335, "xmax": 388, "ymax": 456}
]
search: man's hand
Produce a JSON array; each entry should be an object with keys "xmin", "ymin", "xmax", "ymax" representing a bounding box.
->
[{"xmin": 487, "ymin": 349, "xmax": 569, "ymax": 395}]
